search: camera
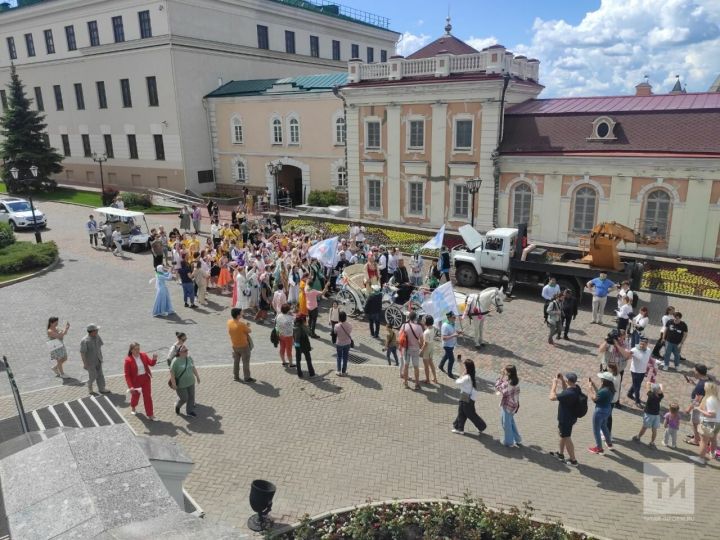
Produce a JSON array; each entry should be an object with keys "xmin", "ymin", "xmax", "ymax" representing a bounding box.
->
[{"xmin": 605, "ymin": 329, "xmax": 620, "ymax": 345}]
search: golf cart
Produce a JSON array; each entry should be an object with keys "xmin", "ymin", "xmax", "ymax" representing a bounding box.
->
[{"xmin": 95, "ymin": 207, "xmax": 151, "ymax": 252}]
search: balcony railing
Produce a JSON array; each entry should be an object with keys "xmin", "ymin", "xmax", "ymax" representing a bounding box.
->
[{"xmin": 269, "ymin": 0, "xmax": 390, "ymax": 29}]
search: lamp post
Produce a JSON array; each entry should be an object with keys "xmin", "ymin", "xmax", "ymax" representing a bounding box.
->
[
  {"xmin": 9, "ymin": 164, "xmax": 42, "ymax": 243},
  {"xmin": 92, "ymin": 152, "xmax": 107, "ymax": 200},
  {"xmin": 266, "ymin": 160, "xmax": 283, "ymax": 210},
  {"xmin": 466, "ymin": 177, "xmax": 483, "ymax": 229}
]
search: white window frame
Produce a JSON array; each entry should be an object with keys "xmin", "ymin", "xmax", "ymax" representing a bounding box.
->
[
  {"xmin": 642, "ymin": 188, "xmax": 671, "ymax": 238},
  {"xmin": 453, "ymin": 115, "xmax": 474, "ymax": 153},
  {"xmin": 452, "ymin": 182, "xmax": 470, "ymax": 220},
  {"xmin": 365, "ymin": 117, "xmax": 381, "ymax": 150},
  {"xmin": 571, "ymin": 185, "xmax": 598, "ymax": 234},
  {"xmin": 511, "ymin": 182, "xmax": 533, "ymax": 226},
  {"xmin": 406, "ymin": 116, "xmax": 425, "ymax": 152},
  {"xmin": 333, "ymin": 111, "xmax": 346, "ymax": 146},
  {"xmin": 231, "ymin": 115, "xmax": 243, "ymax": 145},
  {"xmin": 365, "ymin": 176, "xmax": 383, "ymax": 214},
  {"xmin": 407, "ymin": 179, "xmax": 425, "ymax": 216},
  {"xmin": 336, "ymin": 166, "xmax": 347, "ymax": 188},
  {"xmin": 287, "ymin": 114, "xmax": 300, "ymax": 145},
  {"xmin": 270, "ymin": 115, "xmax": 283, "ymax": 145},
  {"xmin": 232, "ymin": 156, "xmax": 248, "ymax": 183}
]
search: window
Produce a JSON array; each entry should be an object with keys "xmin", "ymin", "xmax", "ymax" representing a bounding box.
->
[
  {"xmin": 572, "ymin": 186, "xmax": 597, "ymax": 233},
  {"xmin": 453, "ymin": 185, "xmax": 469, "ymax": 218},
  {"xmin": 138, "ymin": 10, "xmax": 152, "ymax": 39},
  {"xmin": 103, "ymin": 134, "xmax": 114, "ymax": 158},
  {"xmin": 81, "ymin": 134, "xmax": 92, "ymax": 157},
  {"xmin": 234, "ymin": 159, "xmax": 247, "ymax": 183},
  {"xmin": 332, "ymin": 40, "xmax": 340, "ymax": 60},
  {"xmin": 61, "ymin": 134, "xmax": 71, "ymax": 157},
  {"xmin": 408, "ymin": 182, "xmax": 424, "ymax": 214},
  {"xmin": 454, "ymin": 119, "xmax": 473, "ymax": 150},
  {"xmin": 127, "ymin": 134, "xmax": 138, "ymax": 159},
  {"xmin": 310, "ymin": 35, "xmax": 319, "ymax": 57},
  {"xmin": 643, "ymin": 189, "xmax": 671, "ymax": 238},
  {"xmin": 285, "ymin": 30, "xmax": 295, "ymax": 54},
  {"xmin": 112, "ymin": 16, "xmax": 125, "ymax": 43},
  {"xmin": 367, "ymin": 179, "xmax": 381, "ymax": 211},
  {"xmin": 231, "ymin": 117, "xmax": 243, "ymax": 144},
  {"xmin": 366, "ymin": 46, "xmax": 374, "ymax": 63},
  {"xmin": 408, "ymin": 119, "xmax": 424, "ymax": 149},
  {"xmin": 146, "ymin": 76, "xmax": 158, "ymax": 106},
  {"xmin": 511, "ymin": 183, "xmax": 532, "ymax": 226},
  {"xmin": 257, "ymin": 25, "xmax": 269, "ymax": 49},
  {"xmin": 120, "ymin": 79, "xmax": 132, "ymax": 107},
  {"xmin": 74, "ymin": 83, "xmax": 85, "ymax": 110},
  {"xmin": 44, "ymin": 29, "xmax": 55, "ymax": 54},
  {"xmin": 153, "ymin": 134, "xmax": 165, "ymax": 160},
  {"xmin": 53, "ymin": 85, "xmax": 64, "ymax": 111},
  {"xmin": 25, "ymin": 33, "xmax": 35, "ymax": 57},
  {"xmin": 337, "ymin": 166, "xmax": 347, "ymax": 188},
  {"xmin": 381, "ymin": 49, "xmax": 387, "ymax": 62},
  {"xmin": 6, "ymin": 37, "xmax": 16, "ymax": 60},
  {"xmin": 288, "ymin": 117, "xmax": 300, "ymax": 144},
  {"xmin": 351, "ymin": 43, "xmax": 359, "ymax": 59},
  {"xmin": 96, "ymin": 81, "xmax": 107, "ymax": 109},
  {"xmin": 366, "ymin": 120, "xmax": 381, "ymax": 149},
  {"xmin": 87, "ymin": 21, "xmax": 100, "ymax": 47},
  {"xmin": 65, "ymin": 25, "xmax": 76, "ymax": 51},
  {"xmin": 272, "ymin": 117, "xmax": 283, "ymax": 144},
  {"xmin": 34, "ymin": 87, "xmax": 44, "ymax": 111},
  {"xmin": 590, "ymin": 116, "xmax": 617, "ymax": 140},
  {"xmin": 0, "ymin": 90, "xmax": 6, "ymax": 111},
  {"xmin": 335, "ymin": 116, "xmax": 346, "ymax": 144}
]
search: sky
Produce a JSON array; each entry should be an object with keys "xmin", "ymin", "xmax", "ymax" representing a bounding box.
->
[{"xmin": 345, "ymin": 0, "xmax": 720, "ymax": 97}]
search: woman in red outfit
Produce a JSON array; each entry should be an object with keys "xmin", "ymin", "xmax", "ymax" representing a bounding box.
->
[{"xmin": 124, "ymin": 342, "xmax": 158, "ymax": 420}]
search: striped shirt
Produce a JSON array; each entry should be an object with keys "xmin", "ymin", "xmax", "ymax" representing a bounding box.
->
[{"xmin": 495, "ymin": 378, "xmax": 520, "ymax": 413}]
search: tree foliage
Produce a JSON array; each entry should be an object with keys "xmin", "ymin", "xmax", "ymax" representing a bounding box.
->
[{"xmin": 0, "ymin": 64, "xmax": 63, "ymax": 192}]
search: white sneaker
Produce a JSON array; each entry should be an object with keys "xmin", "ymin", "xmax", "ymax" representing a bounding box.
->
[{"xmin": 452, "ymin": 429, "xmax": 464, "ymax": 435}]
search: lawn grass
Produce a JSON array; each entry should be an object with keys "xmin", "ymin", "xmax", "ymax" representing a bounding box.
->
[{"xmin": 0, "ymin": 269, "xmax": 35, "ymax": 283}]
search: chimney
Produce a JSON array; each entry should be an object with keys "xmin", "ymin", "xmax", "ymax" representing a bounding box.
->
[{"xmin": 635, "ymin": 81, "xmax": 652, "ymax": 97}]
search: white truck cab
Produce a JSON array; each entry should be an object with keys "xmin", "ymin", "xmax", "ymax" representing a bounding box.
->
[{"xmin": 452, "ymin": 225, "xmax": 518, "ymax": 285}]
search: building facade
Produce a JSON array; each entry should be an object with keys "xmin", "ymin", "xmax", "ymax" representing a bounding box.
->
[{"xmin": 0, "ymin": 0, "xmax": 397, "ymax": 192}]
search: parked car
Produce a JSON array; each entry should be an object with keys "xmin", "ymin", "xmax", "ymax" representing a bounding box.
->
[
  {"xmin": 0, "ymin": 197, "xmax": 47, "ymax": 230},
  {"xmin": 95, "ymin": 207, "xmax": 151, "ymax": 252}
]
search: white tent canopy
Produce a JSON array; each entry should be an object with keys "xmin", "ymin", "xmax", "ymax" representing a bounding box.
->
[{"xmin": 94, "ymin": 207, "xmax": 146, "ymax": 219}]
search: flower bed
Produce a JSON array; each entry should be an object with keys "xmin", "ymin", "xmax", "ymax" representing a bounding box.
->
[
  {"xmin": 275, "ymin": 498, "xmax": 591, "ymax": 540},
  {"xmin": 641, "ymin": 264, "xmax": 720, "ymax": 300}
]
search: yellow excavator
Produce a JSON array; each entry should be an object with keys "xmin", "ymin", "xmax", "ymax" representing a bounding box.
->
[{"xmin": 578, "ymin": 221, "xmax": 661, "ymax": 271}]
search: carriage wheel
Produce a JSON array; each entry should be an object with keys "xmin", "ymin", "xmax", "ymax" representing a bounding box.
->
[
  {"xmin": 337, "ymin": 289, "xmax": 359, "ymax": 314},
  {"xmin": 385, "ymin": 305, "xmax": 405, "ymax": 328}
]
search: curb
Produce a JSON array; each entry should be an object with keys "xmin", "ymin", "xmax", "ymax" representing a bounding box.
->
[
  {"xmin": 0, "ymin": 254, "xmax": 60, "ymax": 289},
  {"xmin": 37, "ymin": 199, "xmax": 178, "ymax": 214}
]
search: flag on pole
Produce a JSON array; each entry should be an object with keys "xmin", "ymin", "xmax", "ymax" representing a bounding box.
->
[
  {"xmin": 421, "ymin": 225, "xmax": 445, "ymax": 250},
  {"xmin": 308, "ymin": 236, "xmax": 339, "ymax": 267},
  {"xmin": 421, "ymin": 281, "xmax": 459, "ymax": 322}
]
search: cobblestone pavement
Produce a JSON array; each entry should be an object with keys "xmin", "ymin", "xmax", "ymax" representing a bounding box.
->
[{"xmin": 1, "ymin": 202, "xmax": 719, "ymax": 538}]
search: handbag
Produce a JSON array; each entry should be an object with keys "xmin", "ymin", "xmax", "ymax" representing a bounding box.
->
[
  {"xmin": 270, "ymin": 326, "xmax": 279, "ymax": 348},
  {"xmin": 168, "ymin": 358, "xmax": 190, "ymax": 388},
  {"xmin": 460, "ymin": 392, "xmax": 471, "ymax": 403},
  {"xmin": 398, "ymin": 327, "xmax": 408, "ymax": 349}
]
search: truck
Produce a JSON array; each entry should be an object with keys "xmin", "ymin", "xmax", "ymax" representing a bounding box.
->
[{"xmin": 451, "ymin": 222, "xmax": 647, "ymax": 301}]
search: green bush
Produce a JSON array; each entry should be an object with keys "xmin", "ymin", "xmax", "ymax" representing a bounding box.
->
[
  {"xmin": 307, "ymin": 190, "xmax": 338, "ymax": 207},
  {"xmin": 0, "ymin": 241, "xmax": 58, "ymax": 274},
  {"xmin": 121, "ymin": 191, "xmax": 152, "ymax": 208},
  {"xmin": 0, "ymin": 222, "xmax": 16, "ymax": 249},
  {"xmin": 102, "ymin": 187, "xmax": 120, "ymax": 206}
]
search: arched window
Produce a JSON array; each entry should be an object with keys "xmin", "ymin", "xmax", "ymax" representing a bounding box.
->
[
  {"xmin": 336, "ymin": 166, "xmax": 347, "ymax": 188},
  {"xmin": 232, "ymin": 157, "xmax": 247, "ymax": 183},
  {"xmin": 288, "ymin": 117, "xmax": 300, "ymax": 144},
  {"xmin": 335, "ymin": 116, "xmax": 346, "ymax": 144},
  {"xmin": 511, "ymin": 182, "xmax": 532, "ymax": 226},
  {"xmin": 572, "ymin": 186, "xmax": 597, "ymax": 233},
  {"xmin": 272, "ymin": 117, "xmax": 283, "ymax": 144},
  {"xmin": 643, "ymin": 189, "xmax": 671, "ymax": 238},
  {"xmin": 231, "ymin": 116, "xmax": 243, "ymax": 144}
]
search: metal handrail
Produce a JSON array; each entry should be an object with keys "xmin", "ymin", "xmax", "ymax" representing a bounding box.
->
[{"xmin": 2, "ymin": 356, "xmax": 29, "ymax": 434}]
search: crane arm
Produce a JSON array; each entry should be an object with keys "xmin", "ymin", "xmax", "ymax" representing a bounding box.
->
[{"xmin": 590, "ymin": 222, "xmax": 641, "ymax": 244}]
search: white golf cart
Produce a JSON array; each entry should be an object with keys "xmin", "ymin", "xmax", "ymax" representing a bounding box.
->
[{"xmin": 95, "ymin": 207, "xmax": 151, "ymax": 252}]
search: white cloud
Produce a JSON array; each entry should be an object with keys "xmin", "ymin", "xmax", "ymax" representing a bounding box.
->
[
  {"xmin": 465, "ymin": 36, "xmax": 499, "ymax": 51},
  {"xmin": 396, "ymin": 31, "xmax": 431, "ymax": 56},
  {"xmin": 520, "ymin": 0, "xmax": 720, "ymax": 97}
]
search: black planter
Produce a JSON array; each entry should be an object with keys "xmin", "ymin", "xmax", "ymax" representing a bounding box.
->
[{"xmin": 248, "ymin": 479, "xmax": 276, "ymax": 532}]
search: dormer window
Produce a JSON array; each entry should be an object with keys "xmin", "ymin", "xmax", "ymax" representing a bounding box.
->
[{"xmin": 588, "ymin": 116, "xmax": 616, "ymax": 141}]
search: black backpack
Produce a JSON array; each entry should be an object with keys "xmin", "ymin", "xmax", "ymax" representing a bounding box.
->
[{"xmin": 575, "ymin": 389, "xmax": 589, "ymax": 419}]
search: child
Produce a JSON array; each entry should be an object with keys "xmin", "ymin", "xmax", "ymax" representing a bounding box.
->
[
  {"xmin": 632, "ymin": 382, "xmax": 664, "ymax": 448},
  {"xmin": 384, "ymin": 324, "xmax": 399, "ymax": 366},
  {"xmin": 645, "ymin": 355, "xmax": 659, "ymax": 384},
  {"xmin": 663, "ymin": 402, "xmax": 680, "ymax": 448},
  {"xmin": 328, "ymin": 300, "xmax": 340, "ymax": 344}
]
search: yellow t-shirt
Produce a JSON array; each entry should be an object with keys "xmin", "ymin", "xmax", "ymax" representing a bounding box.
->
[{"xmin": 227, "ymin": 319, "xmax": 250, "ymax": 348}]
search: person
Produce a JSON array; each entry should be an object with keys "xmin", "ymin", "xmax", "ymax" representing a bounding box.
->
[
  {"xmin": 364, "ymin": 284, "xmax": 383, "ymax": 338},
  {"xmin": 663, "ymin": 402, "xmax": 681, "ymax": 448},
  {"xmin": 47, "ymin": 317, "xmax": 70, "ymax": 378},
  {"xmin": 276, "ymin": 304, "xmax": 295, "ymax": 367},
  {"xmin": 661, "ymin": 311, "xmax": 688, "ymax": 370},
  {"xmin": 461, "ymin": 292, "xmax": 485, "ymax": 348},
  {"xmin": 438, "ymin": 246, "xmax": 451, "ymax": 283},
  {"xmin": 545, "ymin": 292, "xmax": 562, "ymax": 345},
  {"xmin": 495, "ymin": 365, "xmax": 522, "ymax": 447},
  {"xmin": 256, "ymin": 273, "xmax": 271, "ymax": 322},
  {"xmin": 86, "ymin": 214, "xmax": 99, "ymax": 247},
  {"xmin": 166, "ymin": 332, "xmax": 187, "ymax": 366},
  {"xmin": 377, "ymin": 246, "xmax": 389, "ymax": 285},
  {"xmin": 587, "ymin": 372, "xmax": 615, "ymax": 454},
  {"xmin": 630, "ymin": 306, "xmax": 649, "ymax": 348},
  {"xmin": 273, "ymin": 284, "xmax": 288, "ymax": 315},
  {"xmin": 80, "ymin": 324, "xmax": 108, "ymax": 395},
  {"xmin": 586, "ymin": 271, "xmax": 618, "ymax": 324},
  {"xmin": 598, "ymin": 329, "xmax": 628, "ymax": 402},
  {"xmin": 293, "ymin": 314, "xmax": 315, "ymax": 378},
  {"xmin": 420, "ymin": 315, "xmax": 438, "ymax": 384},
  {"xmin": 392, "ymin": 258, "xmax": 413, "ymax": 305},
  {"xmin": 102, "ymin": 220, "xmax": 113, "ymax": 250},
  {"xmin": 177, "ymin": 258, "xmax": 197, "ymax": 308},
  {"xmin": 685, "ymin": 364, "xmax": 709, "ymax": 446},
  {"xmin": 384, "ymin": 323, "xmax": 399, "ymax": 366},
  {"xmin": 541, "ymin": 277, "xmax": 561, "ymax": 323},
  {"xmin": 560, "ymin": 288, "xmax": 578, "ymax": 340},
  {"xmin": 152, "ymin": 265, "xmax": 175, "ymax": 317},
  {"xmin": 111, "ymin": 228, "xmax": 123, "ymax": 256},
  {"xmin": 632, "ymin": 382, "xmax": 664, "ymax": 448},
  {"xmin": 655, "ymin": 305, "xmax": 675, "ymax": 357},
  {"xmin": 549, "ymin": 372, "xmax": 580, "ymax": 466},
  {"xmin": 328, "ymin": 300, "xmax": 340, "ymax": 344},
  {"xmin": 438, "ymin": 312, "xmax": 460, "ymax": 378},
  {"xmin": 399, "ymin": 311, "xmax": 423, "ymax": 390},
  {"xmin": 192, "ymin": 260, "xmax": 209, "ymax": 305},
  {"xmin": 604, "ymin": 362, "xmax": 621, "ymax": 437},
  {"xmin": 150, "ymin": 233, "xmax": 164, "ymax": 269},
  {"xmin": 169, "ymin": 345, "xmax": 200, "ymax": 417},
  {"xmin": 191, "ymin": 204, "xmax": 202, "ymax": 234},
  {"xmin": 305, "ymin": 281, "xmax": 328, "ymax": 337},
  {"xmin": 623, "ymin": 337, "xmax": 651, "ymax": 407},
  {"xmin": 615, "ymin": 294, "xmax": 633, "ymax": 331},
  {"xmin": 333, "ymin": 311, "xmax": 353, "ymax": 376},
  {"xmin": 409, "ymin": 250, "xmax": 423, "ymax": 287},
  {"xmin": 452, "ymin": 359, "xmax": 487, "ymax": 436},
  {"xmin": 228, "ymin": 307, "xmax": 254, "ymax": 383},
  {"xmin": 123, "ymin": 343, "xmax": 158, "ymax": 419},
  {"xmin": 387, "ymin": 247, "xmax": 399, "ymax": 277},
  {"xmin": 179, "ymin": 205, "xmax": 191, "ymax": 233},
  {"xmin": 691, "ymin": 382, "xmax": 719, "ymax": 465},
  {"xmin": 617, "ymin": 280, "xmax": 634, "ymax": 310}
]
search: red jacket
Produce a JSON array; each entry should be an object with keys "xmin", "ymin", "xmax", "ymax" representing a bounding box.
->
[{"xmin": 124, "ymin": 352, "xmax": 157, "ymax": 388}]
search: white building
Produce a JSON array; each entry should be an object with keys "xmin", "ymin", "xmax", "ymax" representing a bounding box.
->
[{"xmin": 0, "ymin": 0, "xmax": 398, "ymax": 192}]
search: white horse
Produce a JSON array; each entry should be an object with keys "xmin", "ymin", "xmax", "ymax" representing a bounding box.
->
[{"xmin": 476, "ymin": 286, "xmax": 505, "ymax": 315}]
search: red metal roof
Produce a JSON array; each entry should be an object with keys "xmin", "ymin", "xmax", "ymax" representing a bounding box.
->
[
  {"xmin": 406, "ymin": 35, "xmax": 479, "ymax": 59},
  {"xmin": 506, "ymin": 92, "xmax": 720, "ymax": 115}
]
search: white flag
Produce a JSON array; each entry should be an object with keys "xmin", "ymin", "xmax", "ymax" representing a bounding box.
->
[
  {"xmin": 421, "ymin": 225, "xmax": 445, "ymax": 250},
  {"xmin": 421, "ymin": 281, "xmax": 458, "ymax": 322},
  {"xmin": 308, "ymin": 236, "xmax": 339, "ymax": 267}
]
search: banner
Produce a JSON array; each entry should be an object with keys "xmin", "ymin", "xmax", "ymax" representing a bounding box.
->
[
  {"xmin": 421, "ymin": 225, "xmax": 445, "ymax": 250},
  {"xmin": 421, "ymin": 281, "xmax": 459, "ymax": 322},
  {"xmin": 308, "ymin": 236, "xmax": 339, "ymax": 267}
]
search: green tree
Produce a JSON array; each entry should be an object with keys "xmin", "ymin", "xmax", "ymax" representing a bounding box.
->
[{"xmin": 0, "ymin": 63, "xmax": 63, "ymax": 192}]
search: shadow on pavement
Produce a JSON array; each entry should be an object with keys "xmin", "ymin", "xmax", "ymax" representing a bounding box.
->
[
  {"xmin": 488, "ymin": 345, "xmax": 543, "ymax": 367},
  {"xmin": 577, "ymin": 458, "xmax": 641, "ymax": 493},
  {"xmin": 352, "ymin": 342, "xmax": 385, "ymax": 360},
  {"xmin": 136, "ymin": 414, "xmax": 191, "ymax": 437},
  {"xmin": 421, "ymin": 383, "xmax": 459, "ymax": 405},
  {"xmin": 164, "ymin": 313, "xmax": 198, "ymax": 325},
  {"xmin": 61, "ymin": 376, "xmax": 85, "ymax": 387},
  {"xmin": 555, "ymin": 343, "xmax": 596, "ymax": 357},
  {"xmin": 186, "ymin": 403, "xmax": 224, "ymax": 435},
  {"xmin": 303, "ymin": 371, "xmax": 342, "ymax": 394},
  {"xmin": 347, "ymin": 373, "xmax": 382, "ymax": 390},
  {"xmin": 245, "ymin": 379, "xmax": 280, "ymax": 398}
]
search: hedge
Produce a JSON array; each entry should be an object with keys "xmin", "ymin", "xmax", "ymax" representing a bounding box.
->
[
  {"xmin": 121, "ymin": 191, "xmax": 153, "ymax": 208},
  {"xmin": 306, "ymin": 190, "xmax": 339, "ymax": 207},
  {"xmin": 0, "ymin": 222, "xmax": 16, "ymax": 249},
  {"xmin": 0, "ymin": 241, "xmax": 58, "ymax": 274}
]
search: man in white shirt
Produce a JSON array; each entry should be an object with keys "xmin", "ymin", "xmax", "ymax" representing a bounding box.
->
[
  {"xmin": 377, "ymin": 246, "xmax": 389, "ymax": 285},
  {"xmin": 462, "ymin": 292, "xmax": 486, "ymax": 348},
  {"xmin": 620, "ymin": 337, "xmax": 651, "ymax": 406},
  {"xmin": 541, "ymin": 277, "xmax": 561, "ymax": 323},
  {"xmin": 387, "ymin": 247, "xmax": 399, "ymax": 275}
]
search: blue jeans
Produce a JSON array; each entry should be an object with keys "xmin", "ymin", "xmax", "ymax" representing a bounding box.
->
[
  {"xmin": 500, "ymin": 408, "xmax": 521, "ymax": 446},
  {"xmin": 386, "ymin": 346, "xmax": 398, "ymax": 366},
  {"xmin": 181, "ymin": 282, "xmax": 195, "ymax": 304},
  {"xmin": 663, "ymin": 342, "xmax": 681, "ymax": 368},
  {"xmin": 592, "ymin": 406, "xmax": 612, "ymax": 449},
  {"xmin": 630, "ymin": 330, "xmax": 642, "ymax": 348},
  {"xmin": 336, "ymin": 344, "xmax": 350, "ymax": 373},
  {"xmin": 439, "ymin": 347, "xmax": 455, "ymax": 375}
]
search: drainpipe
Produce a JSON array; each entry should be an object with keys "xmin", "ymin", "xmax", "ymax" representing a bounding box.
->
[
  {"xmin": 492, "ymin": 73, "xmax": 511, "ymax": 228},
  {"xmin": 332, "ymin": 85, "xmax": 348, "ymax": 206}
]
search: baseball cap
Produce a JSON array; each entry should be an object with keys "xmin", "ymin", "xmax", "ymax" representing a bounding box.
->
[{"xmin": 564, "ymin": 372, "xmax": 578, "ymax": 383}]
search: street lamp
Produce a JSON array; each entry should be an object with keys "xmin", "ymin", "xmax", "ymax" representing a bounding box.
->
[
  {"xmin": 92, "ymin": 152, "xmax": 107, "ymax": 200},
  {"xmin": 266, "ymin": 160, "xmax": 283, "ymax": 209},
  {"xmin": 466, "ymin": 177, "xmax": 483, "ymax": 229},
  {"xmin": 9, "ymin": 164, "xmax": 42, "ymax": 243}
]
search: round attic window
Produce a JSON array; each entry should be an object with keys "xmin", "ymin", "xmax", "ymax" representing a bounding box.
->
[
  {"xmin": 589, "ymin": 116, "xmax": 616, "ymax": 140},
  {"xmin": 596, "ymin": 121, "xmax": 610, "ymax": 138}
]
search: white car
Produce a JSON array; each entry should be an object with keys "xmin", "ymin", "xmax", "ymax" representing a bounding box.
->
[{"xmin": 0, "ymin": 197, "xmax": 48, "ymax": 230}]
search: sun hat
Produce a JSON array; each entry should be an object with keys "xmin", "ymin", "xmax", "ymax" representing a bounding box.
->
[{"xmin": 597, "ymin": 372, "xmax": 615, "ymax": 382}]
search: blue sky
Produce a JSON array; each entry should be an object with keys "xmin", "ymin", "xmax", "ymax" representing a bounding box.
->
[{"xmin": 345, "ymin": 0, "xmax": 720, "ymax": 97}]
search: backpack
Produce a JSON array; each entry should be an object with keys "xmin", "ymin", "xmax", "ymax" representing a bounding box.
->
[
  {"xmin": 398, "ymin": 326, "xmax": 408, "ymax": 349},
  {"xmin": 575, "ymin": 389, "xmax": 589, "ymax": 419}
]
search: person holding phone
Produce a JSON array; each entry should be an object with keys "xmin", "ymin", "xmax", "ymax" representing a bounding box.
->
[
  {"xmin": 124, "ymin": 343, "xmax": 159, "ymax": 420},
  {"xmin": 47, "ymin": 317, "xmax": 70, "ymax": 378}
]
